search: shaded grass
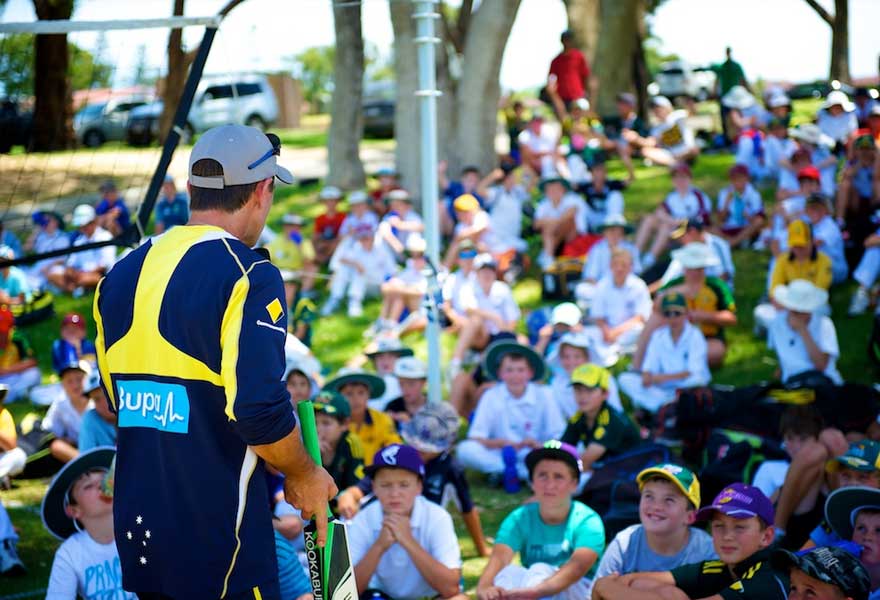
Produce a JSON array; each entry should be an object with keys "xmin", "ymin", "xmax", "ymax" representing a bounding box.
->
[{"xmin": 2, "ymin": 128, "xmax": 878, "ymax": 596}]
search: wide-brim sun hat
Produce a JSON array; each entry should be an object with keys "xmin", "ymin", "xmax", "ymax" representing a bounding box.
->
[
  {"xmin": 365, "ymin": 337, "xmax": 414, "ymax": 359},
  {"xmin": 822, "ymin": 90, "xmax": 855, "ymax": 112},
  {"xmin": 772, "ymin": 279, "xmax": 829, "ymax": 313},
  {"xmin": 721, "ymin": 85, "xmax": 756, "ymax": 110},
  {"xmin": 400, "ymin": 402, "xmax": 460, "ymax": 453},
  {"xmin": 538, "ymin": 176, "xmax": 571, "ymax": 192},
  {"xmin": 482, "ymin": 340, "xmax": 546, "ymax": 382},
  {"xmin": 789, "ymin": 123, "xmax": 835, "ymax": 148},
  {"xmin": 766, "ymin": 91, "xmax": 792, "ymax": 109},
  {"xmin": 323, "ymin": 368, "xmax": 386, "ymax": 399},
  {"xmin": 825, "ymin": 485, "xmax": 880, "ymax": 541},
  {"xmin": 598, "ymin": 213, "xmax": 634, "ymax": 233},
  {"xmin": 41, "ymin": 447, "xmax": 116, "ymax": 540},
  {"xmin": 671, "ymin": 242, "xmax": 720, "ymax": 270}
]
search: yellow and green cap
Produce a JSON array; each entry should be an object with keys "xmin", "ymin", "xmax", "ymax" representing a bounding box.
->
[
  {"xmin": 312, "ymin": 390, "xmax": 351, "ymax": 419},
  {"xmin": 570, "ymin": 363, "xmax": 610, "ymax": 391},
  {"xmin": 637, "ymin": 463, "xmax": 701, "ymax": 508}
]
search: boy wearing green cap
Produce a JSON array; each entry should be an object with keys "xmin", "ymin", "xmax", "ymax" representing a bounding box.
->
[
  {"xmin": 313, "ymin": 390, "xmax": 366, "ymax": 493},
  {"xmin": 594, "ymin": 463, "xmax": 715, "ymax": 578},
  {"xmin": 561, "ymin": 363, "xmax": 640, "ymax": 475}
]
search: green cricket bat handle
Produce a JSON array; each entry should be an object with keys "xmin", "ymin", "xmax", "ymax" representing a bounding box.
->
[{"xmin": 296, "ymin": 400, "xmax": 333, "ymax": 520}]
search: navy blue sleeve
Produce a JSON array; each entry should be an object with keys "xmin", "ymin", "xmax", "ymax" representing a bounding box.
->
[
  {"xmin": 449, "ymin": 458, "xmax": 474, "ymax": 513},
  {"xmin": 221, "ymin": 260, "xmax": 297, "ymax": 446}
]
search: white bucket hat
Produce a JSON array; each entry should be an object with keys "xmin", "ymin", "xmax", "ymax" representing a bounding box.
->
[
  {"xmin": 766, "ymin": 92, "xmax": 791, "ymax": 109},
  {"xmin": 71, "ymin": 204, "xmax": 97, "ymax": 227},
  {"xmin": 405, "ymin": 235, "xmax": 427, "ymax": 254},
  {"xmin": 772, "ymin": 279, "xmax": 829, "ymax": 313},
  {"xmin": 788, "ymin": 124, "xmax": 835, "ymax": 148},
  {"xmin": 671, "ymin": 242, "xmax": 720, "ymax": 270},
  {"xmin": 722, "ymin": 85, "xmax": 756, "ymax": 110},
  {"xmin": 822, "ymin": 90, "xmax": 854, "ymax": 112},
  {"xmin": 348, "ymin": 190, "xmax": 369, "ymax": 205},
  {"xmin": 393, "ymin": 356, "xmax": 428, "ymax": 380}
]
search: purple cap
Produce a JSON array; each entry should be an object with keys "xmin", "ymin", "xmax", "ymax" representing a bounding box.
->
[
  {"xmin": 365, "ymin": 444, "xmax": 425, "ymax": 478},
  {"xmin": 696, "ymin": 483, "xmax": 775, "ymax": 525}
]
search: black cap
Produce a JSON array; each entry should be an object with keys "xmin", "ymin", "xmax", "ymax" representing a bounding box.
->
[
  {"xmin": 616, "ymin": 92, "xmax": 636, "ymax": 106},
  {"xmin": 772, "ymin": 546, "xmax": 870, "ymax": 600}
]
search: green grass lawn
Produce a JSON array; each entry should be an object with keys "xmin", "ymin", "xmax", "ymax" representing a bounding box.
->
[{"xmin": 1, "ymin": 132, "xmax": 877, "ymax": 597}]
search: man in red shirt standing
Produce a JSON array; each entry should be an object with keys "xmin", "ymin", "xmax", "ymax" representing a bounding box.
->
[{"xmin": 547, "ymin": 30, "xmax": 591, "ymax": 116}]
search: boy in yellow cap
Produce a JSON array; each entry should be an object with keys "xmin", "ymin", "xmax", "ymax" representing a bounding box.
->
[{"xmin": 561, "ymin": 363, "xmax": 640, "ymax": 476}]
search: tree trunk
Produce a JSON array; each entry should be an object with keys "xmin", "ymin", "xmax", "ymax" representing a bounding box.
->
[
  {"xmin": 450, "ymin": 0, "xmax": 521, "ymax": 176},
  {"xmin": 631, "ymin": 1, "xmax": 650, "ymax": 121},
  {"xmin": 829, "ymin": 0, "xmax": 850, "ymax": 81},
  {"xmin": 327, "ymin": 1, "xmax": 365, "ymax": 189},
  {"xmin": 159, "ymin": 0, "xmax": 189, "ymax": 144},
  {"xmin": 390, "ymin": 1, "xmax": 422, "ymax": 201},
  {"xmin": 31, "ymin": 0, "xmax": 74, "ymax": 151},
  {"xmin": 562, "ymin": 0, "xmax": 600, "ymax": 65},
  {"xmin": 592, "ymin": 0, "xmax": 641, "ymax": 117}
]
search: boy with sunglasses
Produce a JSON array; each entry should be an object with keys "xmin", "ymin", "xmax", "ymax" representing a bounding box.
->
[{"xmin": 618, "ymin": 292, "xmax": 711, "ymax": 414}]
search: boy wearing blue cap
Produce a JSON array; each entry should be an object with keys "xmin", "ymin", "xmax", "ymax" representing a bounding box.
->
[
  {"xmin": 348, "ymin": 443, "xmax": 464, "ymax": 600},
  {"xmin": 594, "ymin": 483, "xmax": 786, "ymax": 600}
]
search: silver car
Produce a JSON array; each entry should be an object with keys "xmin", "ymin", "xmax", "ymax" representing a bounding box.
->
[{"xmin": 74, "ymin": 96, "xmax": 150, "ymax": 147}]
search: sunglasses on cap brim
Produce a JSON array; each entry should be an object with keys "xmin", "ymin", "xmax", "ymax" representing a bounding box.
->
[{"xmin": 246, "ymin": 133, "xmax": 282, "ymax": 171}]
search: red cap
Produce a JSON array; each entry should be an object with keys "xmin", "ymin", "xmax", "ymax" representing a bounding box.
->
[
  {"xmin": 797, "ymin": 166, "xmax": 821, "ymax": 182},
  {"xmin": 61, "ymin": 313, "xmax": 86, "ymax": 329},
  {"xmin": 670, "ymin": 163, "xmax": 692, "ymax": 177},
  {"xmin": 728, "ymin": 164, "xmax": 750, "ymax": 178},
  {"xmin": 0, "ymin": 307, "xmax": 14, "ymax": 333}
]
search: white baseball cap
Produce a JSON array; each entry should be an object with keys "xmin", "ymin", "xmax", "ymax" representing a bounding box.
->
[
  {"xmin": 348, "ymin": 190, "xmax": 369, "ymax": 205},
  {"xmin": 393, "ymin": 356, "xmax": 428, "ymax": 379},
  {"xmin": 71, "ymin": 204, "xmax": 97, "ymax": 227},
  {"xmin": 551, "ymin": 302, "xmax": 582, "ymax": 326},
  {"xmin": 188, "ymin": 124, "xmax": 293, "ymax": 190}
]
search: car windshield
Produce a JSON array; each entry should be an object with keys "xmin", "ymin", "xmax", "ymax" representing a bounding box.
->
[{"xmin": 78, "ymin": 103, "xmax": 106, "ymax": 118}]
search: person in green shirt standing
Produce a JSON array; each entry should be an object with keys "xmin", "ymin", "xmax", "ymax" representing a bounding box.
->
[{"xmin": 713, "ymin": 47, "xmax": 752, "ymax": 144}]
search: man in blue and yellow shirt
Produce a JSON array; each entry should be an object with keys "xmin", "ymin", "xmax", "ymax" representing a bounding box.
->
[{"xmin": 95, "ymin": 125, "xmax": 336, "ymax": 600}]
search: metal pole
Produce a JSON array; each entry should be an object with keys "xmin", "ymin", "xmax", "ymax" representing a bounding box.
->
[{"xmin": 413, "ymin": 0, "xmax": 442, "ymax": 404}]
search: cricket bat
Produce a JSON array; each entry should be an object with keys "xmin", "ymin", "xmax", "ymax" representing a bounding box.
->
[{"xmin": 297, "ymin": 400, "xmax": 358, "ymax": 600}]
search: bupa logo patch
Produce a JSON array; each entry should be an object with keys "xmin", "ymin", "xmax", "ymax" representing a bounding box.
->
[{"xmin": 117, "ymin": 380, "xmax": 190, "ymax": 434}]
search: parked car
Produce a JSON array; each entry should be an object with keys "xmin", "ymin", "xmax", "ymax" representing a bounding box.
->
[
  {"xmin": 0, "ymin": 99, "xmax": 32, "ymax": 153},
  {"xmin": 654, "ymin": 60, "xmax": 716, "ymax": 101},
  {"xmin": 362, "ymin": 80, "xmax": 395, "ymax": 138},
  {"xmin": 74, "ymin": 96, "xmax": 150, "ymax": 147},
  {"xmin": 126, "ymin": 75, "xmax": 279, "ymax": 146},
  {"xmin": 787, "ymin": 80, "xmax": 856, "ymax": 100}
]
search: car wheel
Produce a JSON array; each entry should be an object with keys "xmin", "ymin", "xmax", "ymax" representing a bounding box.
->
[
  {"xmin": 83, "ymin": 129, "xmax": 104, "ymax": 148},
  {"xmin": 245, "ymin": 114, "xmax": 266, "ymax": 131}
]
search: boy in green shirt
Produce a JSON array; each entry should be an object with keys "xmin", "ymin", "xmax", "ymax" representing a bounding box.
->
[
  {"xmin": 561, "ymin": 363, "xmax": 640, "ymax": 476},
  {"xmin": 312, "ymin": 390, "xmax": 365, "ymax": 496},
  {"xmin": 477, "ymin": 441, "xmax": 605, "ymax": 600}
]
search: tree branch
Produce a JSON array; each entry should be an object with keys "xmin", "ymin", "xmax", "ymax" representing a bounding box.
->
[
  {"xmin": 803, "ymin": 0, "xmax": 834, "ymax": 25},
  {"xmin": 217, "ymin": 0, "xmax": 248, "ymax": 19},
  {"xmin": 438, "ymin": 1, "xmax": 463, "ymax": 55},
  {"xmin": 456, "ymin": 0, "xmax": 473, "ymax": 46}
]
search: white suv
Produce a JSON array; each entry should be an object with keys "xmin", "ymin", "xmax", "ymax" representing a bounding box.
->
[
  {"xmin": 654, "ymin": 61, "xmax": 717, "ymax": 101},
  {"xmin": 188, "ymin": 75, "xmax": 279, "ymax": 134}
]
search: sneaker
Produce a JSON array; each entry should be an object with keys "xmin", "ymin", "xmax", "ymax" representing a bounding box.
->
[
  {"xmin": 848, "ymin": 287, "xmax": 870, "ymax": 316},
  {"xmin": 347, "ymin": 300, "xmax": 363, "ymax": 318},
  {"xmin": 320, "ymin": 296, "xmax": 340, "ymax": 317},
  {"xmin": 501, "ymin": 445, "xmax": 520, "ymax": 494}
]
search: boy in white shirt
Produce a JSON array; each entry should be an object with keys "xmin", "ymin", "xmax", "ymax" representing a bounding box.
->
[
  {"xmin": 443, "ymin": 194, "xmax": 495, "ymax": 268},
  {"xmin": 534, "ymin": 177, "xmax": 587, "ymax": 269},
  {"xmin": 715, "ymin": 163, "xmax": 766, "ymax": 248},
  {"xmin": 817, "ymin": 90, "xmax": 858, "ymax": 148},
  {"xmin": 584, "ymin": 248, "xmax": 652, "ymax": 367},
  {"xmin": 47, "ymin": 204, "xmax": 115, "ymax": 295},
  {"xmin": 43, "ymin": 447, "xmax": 135, "ymax": 599},
  {"xmin": 625, "ymin": 96, "xmax": 699, "ymax": 167},
  {"xmin": 478, "ymin": 163, "xmax": 529, "ymax": 256},
  {"xmin": 329, "ymin": 190, "xmax": 380, "ymax": 271},
  {"xmin": 43, "ymin": 361, "xmax": 93, "ymax": 464},
  {"xmin": 576, "ymin": 215, "xmax": 641, "ymax": 310},
  {"xmin": 375, "ymin": 235, "xmax": 428, "ymax": 327},
  {"xmin": 618, "ymin": 292, "xmax": 711, "ymax": 413},
  {"xmin": 321, "ymin": 224, "xmax": 397, "ymax": 317},
  {"xmin": 635, "ymin": 163, "xmax": 711, "ymax": 268},
  {"xmin": 804, "ymin": 194, "xmax": 848, "ymax": 284},
  {"xmin": 762, "ymin": 117, "xmax": 797, "ymax": 183},
  {"xmin": 547, "ymin": 331, "xmax": 624, "ymax": 418},
  {"xmin": 457, "ymin": 342, "xmax": 565, "ymax": 487},
  {"xmin": 376, "ymin": 189, "xmax": 424, "ymax": 259},
  {"xmin": 349, "ymin": 443, "xmax": 464, "ymax": 600}
]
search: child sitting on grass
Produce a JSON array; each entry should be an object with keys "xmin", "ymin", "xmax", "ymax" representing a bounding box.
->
[
  {"xmin": 560, "ymin": 363, "xmax": 641, "ymax": 480},
  {"xmin": 42, "ymin": 447, "xmax": 135, "ymax": 598},
  {"xmin": 594, "ymin": 463, "xmax": 716, "ymax": 578},
  {"xmin": 824, "ymin": 485, "xmax": 880, "ymax": 595},
  {"xmin": 476, "ymin": 441, "xmax": 605, "ymax": 600},
  {"xmin": 593, "ymin": 483, "xmax": 787, "ymax": 600},
  {"xmin": 311, "ymin": 390, "xmax": 365, "ymax": 497},
  {"xmin": 349, "ymin": 443, "xmax": 464, "ymax": 600}
]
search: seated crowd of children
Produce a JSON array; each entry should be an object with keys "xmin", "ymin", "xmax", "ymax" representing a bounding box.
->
[{"xmin": 1, "ymin": 75, "xmax": 880, "ymax": 600}]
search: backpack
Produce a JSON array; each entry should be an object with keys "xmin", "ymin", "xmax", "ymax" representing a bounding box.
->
[
  {"xmin": 699, "ymin": 428, "xmax": 787, "ymax": 505},
  {"xmin": 577, "ymin": 443, "xmax": 671, "ymax": 542},
  {"xmin": 541, "ymin": 257, "xmax": 584, "ymax": 301}
]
